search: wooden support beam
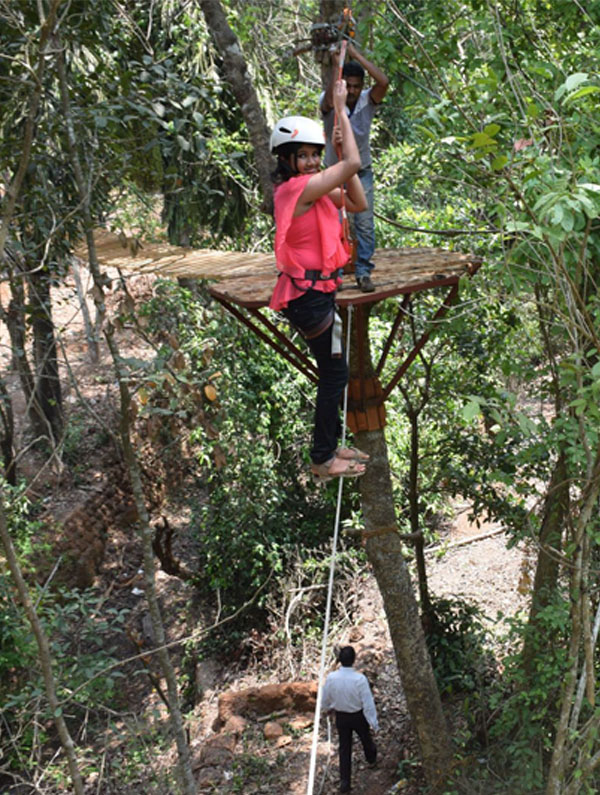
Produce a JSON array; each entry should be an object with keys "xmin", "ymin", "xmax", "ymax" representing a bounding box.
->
[
  {"xmin": 212, "ymin": 297, "xmax": 318, "ymax": 384},
  {"xmin": 381, "ymin": 284, "xmax": 459, "ymax": 403}
]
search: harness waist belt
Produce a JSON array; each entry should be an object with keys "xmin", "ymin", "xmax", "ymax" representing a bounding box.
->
[{"xmin": 303, "ymin": 268, "xmax": 342, "ymax": 282}]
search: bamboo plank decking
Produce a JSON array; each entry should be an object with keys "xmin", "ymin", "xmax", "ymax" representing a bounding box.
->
[{"xmin": 78, "ymin": 229, "xmax": 482, "ymax": 308}]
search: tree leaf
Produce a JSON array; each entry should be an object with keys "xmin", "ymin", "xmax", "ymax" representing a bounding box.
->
[
  {"xmin": 565, "ymin": 85, "xmax": 600, "ymax": 103},
  {"xmin": 483, "ymin": 123, "xmax": 501, "ymax": 137},
  {"xmin": 463, "ymin": 399, "xmax": 481, "ymax": 422}
]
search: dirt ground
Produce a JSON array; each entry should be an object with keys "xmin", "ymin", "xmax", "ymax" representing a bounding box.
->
[
  {"xmin": 1, "ymin": 267, "xmax": 533, "ymax": 794},
  {"xmin": 183, "ymin": 509, "xmax": 531, "ymax": 795}
]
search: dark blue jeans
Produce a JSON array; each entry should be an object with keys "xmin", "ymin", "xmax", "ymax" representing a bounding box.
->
[{"xmin": 282, "ymin": 290, "xmax": 348, "ymax": 465}]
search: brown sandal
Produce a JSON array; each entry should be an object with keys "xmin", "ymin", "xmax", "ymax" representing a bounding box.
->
[
  {"xmin": 311, "ymin": 455, "xmax": 366, "ymax": 483},
  {"xmin": 336, "ymin": 446, "xmax": 370, "ymax": 462}
]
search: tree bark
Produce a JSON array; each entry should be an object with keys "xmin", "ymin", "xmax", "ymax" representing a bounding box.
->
[
  {"xmin": 522, "ymin": 451, "xmax": 569, "ymax": 677},
  {"xmin": 0, "ymin": 375, "xmax": 16, "ymax": 484},
  {"xmin": 546, "ymin": 445, "xmax": 600, "ymax": 795},
  {"xmin": 56, "ymin": 43, "xmax": 105, "ymax": 362},
  {"xmin": 28, "ymin": 267, "xmax": 63, "ymax": 443},
  {"xmin": 1, "ymin": 264, "xmax": 47, "ymax": 438},
  {"xmin": 349, "ymin": 306, "xmax": 453, "ymax": 791},
  {"xmin": 407, "ymin": 408, "xmax": 433, "ymax": 625},
  {"xmin": 71, "ymin": 259, "xmax": 97, "ymax": 361},
  {"xmin": 198, "ymin": 0, "xmax": 274, "ymax": 214}
]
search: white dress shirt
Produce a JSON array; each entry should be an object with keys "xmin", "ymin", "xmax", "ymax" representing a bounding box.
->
[{"xmin": 321, "ymin": 665, "xmax": 379, "ymax": 730}]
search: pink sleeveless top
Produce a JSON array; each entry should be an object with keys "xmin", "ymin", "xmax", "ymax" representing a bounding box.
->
[{"xmin": 269, "ymin": 174, "xmax": 347, "ymax": 311}]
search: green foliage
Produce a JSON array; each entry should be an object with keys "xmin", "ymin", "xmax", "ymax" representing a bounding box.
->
[
  {"xmin": 0, "ymin": 570, "xmax": 34, "ymax": 686},
  {"xmin": 484, "ymin": 601, "xmax": 570, "ymax": 791},
  {"xmin": 231, "ymin": 751, "xmax": 273, "ymax": 792},
  {"xmin": 426, "ymin": 596, "xmax": 494, "ymax": 696},
  {"xmin": 1, "ymin": 583, "xmax": 129, "ymax": 714},
  {"xmin": 139, "ymin": 281, "xmax": 349, "ymax": 620},
  {"xmin": 442, "ymin": 600, "xmax": 571, "ymax": 794},
  {"xmin": 82, "ymin": 715, "xmax": 177, "ymax": 791}
]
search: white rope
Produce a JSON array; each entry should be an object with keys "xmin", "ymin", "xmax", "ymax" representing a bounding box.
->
[{"xmin": 306, "ymin": 304, "xmax": 353, "ymax": 795}]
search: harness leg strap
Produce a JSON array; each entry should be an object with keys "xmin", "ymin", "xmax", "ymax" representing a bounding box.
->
[{"xmin": 331, "ymin": 311, "xmax": 343, "ymax": 358}]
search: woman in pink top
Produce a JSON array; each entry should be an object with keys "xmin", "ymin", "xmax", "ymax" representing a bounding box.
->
[{"xmin": 269, "ymin": 80, "xmax": 369, "ymax": 482}]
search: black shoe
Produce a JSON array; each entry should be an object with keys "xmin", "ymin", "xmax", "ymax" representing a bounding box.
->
[
  {"xmin": 356, "ymin": 275, "xmax": 375, "ymax": 292},
  {"xmin": 340, "ymin": 784, "xmax": 351, "ymax": 793}
]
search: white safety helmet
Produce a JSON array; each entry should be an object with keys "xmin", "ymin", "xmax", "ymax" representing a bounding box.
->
[{"xmin": 270, "ymin": 116, "xmax": 325, "ymax": 154}]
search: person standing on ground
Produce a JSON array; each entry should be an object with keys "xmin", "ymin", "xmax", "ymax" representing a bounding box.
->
[
  {"xmin": 320, "ymin": 42, "xmax": 389, "ymax": 293},
  {"xmin": 321, "ymin": 645, "xmax": 379, "ymax": 793}
]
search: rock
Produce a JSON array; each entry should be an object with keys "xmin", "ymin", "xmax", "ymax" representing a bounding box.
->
[
  {"xmin": 223, "ymin": 715, "xmax": 247, "ymax": 737},
  {"xmin": 216, "ymin": 681, "xmax": 317, "ymax": 727},
  {"xmin": 263, "ymin": 721, "xmax": 284, "ymax": 741},
  {"xmin": 275, "ymin": 734, "xmax": 293, "ymax": 748},
  {"xmin": 288, "ymin": 714, "xmax": 313, "ymax": 731},
  {"xmin": 195, "ymin": 658, "xmax": 220, "ymax": 699},
  {"xmin": 195, "ymin": 766, "xmax": 222, "ymax": 790},
  {"xmin": 193, "ymin": 734, "xmax": 236, "ymax": 769}
]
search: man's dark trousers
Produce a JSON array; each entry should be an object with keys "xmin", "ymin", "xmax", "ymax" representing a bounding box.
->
[{"xmin": 335, "ymin": 709, "xmax": 377, "ymax": 790}]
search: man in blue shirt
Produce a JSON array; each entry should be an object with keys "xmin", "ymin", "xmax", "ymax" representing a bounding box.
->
[
  {"xmin": 321, "ymin": 645, "xmax": 379, "ymax": 792},
  {"xmin": 320, "ymin": 42, "xmax": 389, "ymax": 293}
]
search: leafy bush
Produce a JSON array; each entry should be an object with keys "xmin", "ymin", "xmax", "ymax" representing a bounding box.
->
[
  {"xmin": 446, "ymin": 598, "xmax": 571, "ymax": 793},
  {"xmin": 1, "ymin": 485, "xmax": 130, "ymax": 777},
  {"xmin": 487, "ymin": 601, "xmax": 570, "ymax": 791},
  {"xmin": 426, "ymin": 596, "xmax": 494, "ymax": 697},
  {"xmin": 139, "ymin": 281, "xmax": 355, "ymax": 621}
]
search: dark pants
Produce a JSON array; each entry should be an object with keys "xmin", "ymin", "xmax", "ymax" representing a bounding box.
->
[
  {"xmin": 282, "ymin": 290, "xmax": 348, "ymax": 465},
  {"xmin": 335, "ymin": 709, "xmax": 377, "ymax": 789}
]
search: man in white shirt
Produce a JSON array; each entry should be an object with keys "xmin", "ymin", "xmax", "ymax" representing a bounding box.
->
[
  {"xmin": 321, "ymin": 645, "xmax": 379, "ymax": 793},
  {"xmin": 320, "ymin": 42, "xmax": 389, "ymax": 293}
]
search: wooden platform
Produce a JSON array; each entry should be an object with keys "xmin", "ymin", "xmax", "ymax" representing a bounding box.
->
[
  {"xmin": 78, "ymin": 230, "xmax": 483, "ymax": 433},
  {"xmin": 80, "ymin": 229, "xmax": 481, "ymax": 308},
  {"xmin": 210, "ymin": 247, "xmax": 481, "ymax": 308}
]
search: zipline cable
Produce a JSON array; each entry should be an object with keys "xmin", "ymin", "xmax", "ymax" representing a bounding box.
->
[
  {"xmin": 306, "ymin": 304, "xmax": 354, "ymax": 795},
  {"xmin": 374, "ymin": 209, "xmax": 497, "ymax": 238}
]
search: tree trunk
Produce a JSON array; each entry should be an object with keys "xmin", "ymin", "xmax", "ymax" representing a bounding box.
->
[
  {"xmin": 318, "ymin": 0, "xmax": 346, "ymax": 84},
  {"xmin": 2, "ymin": 269, "xmax": 47, "ymax": 438},
  {"xmin": 407, "ymin": 408, "xmax": 433, "ymax": 625},
  {"xmin": 28, "ymin": 267, "xmax": 63, "ymax": 443},
  {"xmin": 546, "ymin": 445, "xmax": 600, "ymax": 795},
  {"xmin": 198, "ymin": 0, "xmax": 274, "ymax": 215},
  {"xmin": 0, "ymin": 375, "xmax": 16, "ymax": 484},
  {"xmin": 349, "ymin": 306, "xmax": 453, "ymax": 791},
  {"xmin": 522, "ymin": 451, "xmax": 569, "ymax": 676},
  {"xmin": 56, "ymin": 43, "xmax": 104, "ymax": 362},
  {"xmin": 71, "ymin": 258, "xmax": 97, "ymax": 361}
]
